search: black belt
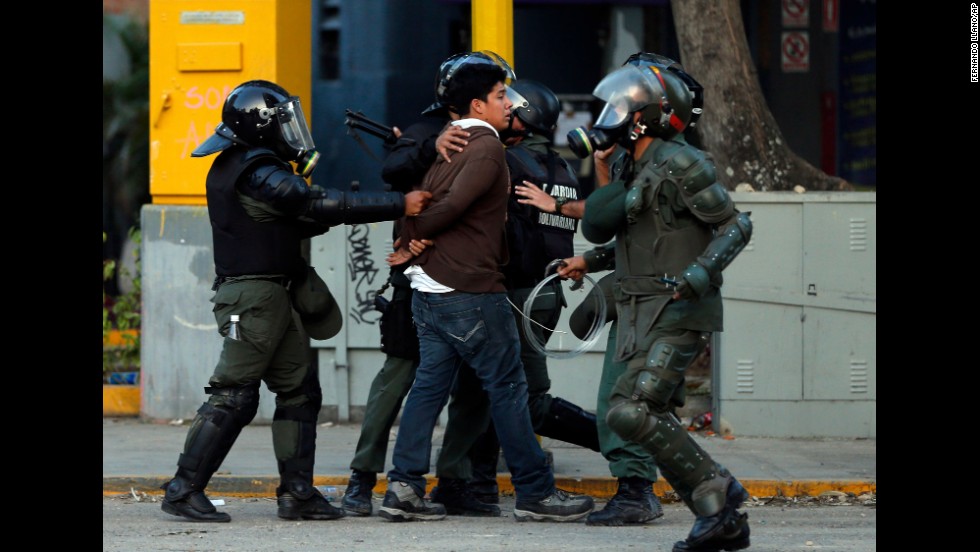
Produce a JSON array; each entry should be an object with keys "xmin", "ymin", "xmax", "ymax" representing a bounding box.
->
[
  {"xmin": 418, "ymin": 289, "xmax": 469, "ymax": 297},
  {"xmin": 213, "ymin": 275, "xmax": 292, "ymax": 291}
]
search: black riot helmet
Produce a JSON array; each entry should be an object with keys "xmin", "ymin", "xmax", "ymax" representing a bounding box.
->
[
  {"xmin": 192, "ymin": 80, "xmax": 320, "ymax": 178},
  {"xmin": 422, "ymin": 50, "xmax": 522, "ymax": 116},
  {"xmin": 509, "ymin": 79, "xmax": 560, "ymax": 136},
  {"xmin": 623, "ymin": 52, "xmax": 704, "ymax": 128}
]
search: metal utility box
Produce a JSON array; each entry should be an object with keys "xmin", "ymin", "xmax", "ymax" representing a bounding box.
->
[
  {"xmin": 715, "ymin": 192, "xmax": 876, "ymax": 438},
  {"xmin": 149, "ymin": 0, "xmax": 311, "ymax": 204}
]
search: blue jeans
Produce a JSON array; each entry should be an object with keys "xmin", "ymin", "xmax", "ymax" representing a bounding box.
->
[{"xmin": 387, "ymin": 290, "xmax": 555, "ymax": 501}]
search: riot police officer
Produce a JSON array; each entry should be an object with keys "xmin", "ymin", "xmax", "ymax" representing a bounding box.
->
[
  {"xmin": 160, "ymin": 80, "xmax": 430, "ymax": 523},
  {"xmin": 559, "ymin": 60, "xmax": 753, "ymax": 551},
  {"xmin": 562, "ymin": 52, "xmax": 736, "ymax": 530}
]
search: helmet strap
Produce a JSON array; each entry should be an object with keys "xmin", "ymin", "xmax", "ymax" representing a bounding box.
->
[{"xmin": 630, "ymin": 120, "xmax": 647, "ymax": 141}]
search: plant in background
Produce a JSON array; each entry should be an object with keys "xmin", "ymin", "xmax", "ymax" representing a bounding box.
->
[
  {"xmin": 103, "ymin": 228, "xmax": 141, "ymax": 382},
  {"xmin": 103, "ymin": 11, "xmax": 147, "ymax": 383},
  {"xmin": 103, "ymin": 12, "xmax": 149, "ymax": 298}
]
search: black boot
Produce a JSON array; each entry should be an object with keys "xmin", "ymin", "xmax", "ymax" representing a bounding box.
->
[
  {"xmin": 161, "ymin": 477, "xmax": 231, "ymax": 523},
  {"xmin": 277, "ymin": 484, "xmax": 344, "ymax": 521},
  {"xmin": 672, "ymin": 478, "xmax": 750, "ymax": 552},
  {"xmin": 534, "ymin": 397, "xmax": 601, "ymax": 452},
  {"xmin": 275, "ymin": 411, "xmax": 342, "ymax": 520},
  {"xmin": 342, "ymin": 469, "xmax": 377, "ymax": 516},
  {"xmin": 430, "ymin": 478, "xmax": 501, "ymax": 517},
  {"xmin": 468, "ymin": 480, "xmax": 501, "ymax": 505},
  {"xmin": 160, "ymin": 396, "xmax": 256, "ymax": 523},
  {"xmin": 586, "ymin": 477, "xmax": 664, "ymax": 526}
]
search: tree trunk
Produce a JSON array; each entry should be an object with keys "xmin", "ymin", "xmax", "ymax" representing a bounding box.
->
[{"xmin": 671, "ymin": 0, "xmax": 850, "ymax": 191}]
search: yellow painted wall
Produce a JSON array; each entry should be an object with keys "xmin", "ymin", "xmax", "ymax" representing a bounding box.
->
[{"xmin": 149, "ymin": 0, "xmax": 311, "ymax": 204}]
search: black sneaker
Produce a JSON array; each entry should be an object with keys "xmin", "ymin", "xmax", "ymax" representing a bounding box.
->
[
  {"xmin": 160, "ymin": 479, "xmax": 231, "ymax": 523},
  {"xmin": 342, "ymin": 470, "xmax": 376, "ymax": 516},
  {"xmin": 277, "ymin": 488, "xmax": 345, "ymax": 520},
  {"xmin": 586, "ymin": 477, "xmax": 664, "ymax": 526},
  {"xmin": 378, "ymin": 481, "xmax": 447, "ymax": 522},
  {"xmin": 514, "ymin": 488, "xmax": 594, "ymax": 522},
  {"xmin": 431, "ymin": 478, "xmax": 501, "ymax": 517}
]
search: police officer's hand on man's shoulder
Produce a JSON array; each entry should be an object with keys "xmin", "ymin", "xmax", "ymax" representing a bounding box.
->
[{"xmin": 436, "ymin": 125, "xmax": 470, "ymax": 163}]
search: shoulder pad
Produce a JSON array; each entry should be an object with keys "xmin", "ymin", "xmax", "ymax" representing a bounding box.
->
[
  {"xmin": 688, "ymin": 182, "xmax": 734, "ymax": 223},
  {"xmin": 666, "ymin": 146, "xmax": 715, "ymax": 195}
]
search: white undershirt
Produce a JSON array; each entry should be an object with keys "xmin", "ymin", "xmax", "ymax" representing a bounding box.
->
[{"xmin": 404, "ymin": 265, "xmax": 454, "ymax": 293}]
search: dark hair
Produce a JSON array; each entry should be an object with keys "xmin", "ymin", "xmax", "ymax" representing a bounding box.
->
[{"xmin": 445, "ymin": 63, "xmax": 507, "ymax": 116}]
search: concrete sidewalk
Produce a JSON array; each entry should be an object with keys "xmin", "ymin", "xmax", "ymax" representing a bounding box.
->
[{"xmin": 102, "ymin": 418, "xmax": 876, "ymax": 499}]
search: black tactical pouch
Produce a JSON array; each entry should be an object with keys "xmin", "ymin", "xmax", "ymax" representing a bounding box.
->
[{"xmin": 376, "ymin": 277, "xmax": 420, "ymax": 360}]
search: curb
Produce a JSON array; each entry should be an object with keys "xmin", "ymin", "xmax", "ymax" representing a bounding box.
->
[{"xmin": 104, "ymin": 475, "xmax": 876, "ymax": 500}]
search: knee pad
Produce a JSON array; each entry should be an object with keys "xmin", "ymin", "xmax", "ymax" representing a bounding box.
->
[
  {"xmin": 205, "ymin": 383, "xmax": 261, "ymax": 426},
  {"xmin": 606, "ymin": 400, "xmax": 655, "ymax": 442},
  {"xmin": 606, "ymin": 398, "xmax": 716, "ymax": 499},
  {"xmin": 175, "ymin": 387, "xmax": 258, "ymax": 490},
  {"xmin": 632, "ymin": 334, "xmax": 705, "ymax": 411}
]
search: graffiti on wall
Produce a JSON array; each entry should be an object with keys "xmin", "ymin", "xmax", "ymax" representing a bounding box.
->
[{"xmin": 347, "ymin": 224, "xmax": 382, "ymax": 325}]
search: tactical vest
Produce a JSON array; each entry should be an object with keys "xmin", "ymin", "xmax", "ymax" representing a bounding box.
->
[
  {"xmin": 615, "ymin": 140, "xmax": 714, "ymax": 285},
  {"xmin": 504, "ymin": 144, "xmax": 582, "ymax": 287},
  {"xmin": 207, "ymin": 148, "xmax": 307, "ymax": 278},
  {"xmin": 612, "ymin": 139, "xmax": 723, "ymax": 361}
]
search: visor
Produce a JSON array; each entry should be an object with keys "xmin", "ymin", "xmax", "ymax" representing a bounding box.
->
[
  {"xmin": 506, "ymin": 85, "xmax": 529, "ymax": 112},
  {"xmin": 191, "ymin": 123, "xmax": 237, "ymax": 157},
  {"xmin": 270, "ymin": 98, "xmax": 316, "ymax": 153},
  {"xmin": 591, "ymin": 65, "xmax": 664, "ymax": 130}
]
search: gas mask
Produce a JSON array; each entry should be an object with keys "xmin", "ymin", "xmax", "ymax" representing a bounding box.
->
[
  {"xmin": 267, "ymin": 97, "xmax": 320, "ymax": 178},
  {"xmin": 566, "ymin": 121, "xmax": 633, "ymax": 159},
  {"xmin": 567, "ymin": 65, "xmax": 668, "ymax": 158}
]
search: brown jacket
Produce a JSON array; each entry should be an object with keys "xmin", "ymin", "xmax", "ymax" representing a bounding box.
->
[{"xmin": 401, "ymin": 124, "xmax": 510, "ymax": 293}]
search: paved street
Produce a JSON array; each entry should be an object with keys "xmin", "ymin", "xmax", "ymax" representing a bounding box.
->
[{"xmin": 103, "ymin": 493, "xmax": 876, "ymax": 552}]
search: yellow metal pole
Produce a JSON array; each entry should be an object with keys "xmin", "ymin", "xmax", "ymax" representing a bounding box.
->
[{"xmin": 471, "ymin": 0, "xmax": 514, "ymax": 70}]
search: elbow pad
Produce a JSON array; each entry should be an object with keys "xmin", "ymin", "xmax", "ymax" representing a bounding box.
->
[
  {"xmin": 696, "ymin": 211, "xmax": 753, "ymax": 277},
  {"xmin": 306, "ymin": 188, "xmax": 406, "ymax": 226},
  {"xmin": 243, "ymin": 165, "xmax": 311, "ymax": 217},
  {"xmin": 677, "ymin": 212, "xmax": 752, "ymax": 300}
]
